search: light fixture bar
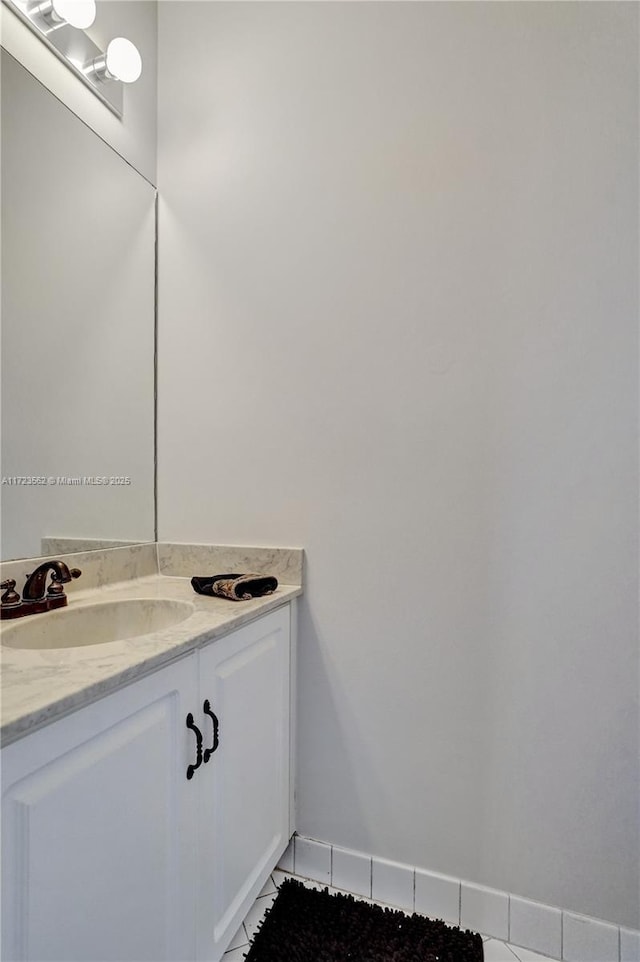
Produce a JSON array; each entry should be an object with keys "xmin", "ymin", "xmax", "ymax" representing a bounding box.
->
[{"xmin": 2, "ymin": 0, "xmax": 124, "ymax": 116}]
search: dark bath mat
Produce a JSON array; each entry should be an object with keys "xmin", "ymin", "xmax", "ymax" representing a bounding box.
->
[{"xmin": 244, "ymin": 878, "xmax": 484, "ymax": 962}]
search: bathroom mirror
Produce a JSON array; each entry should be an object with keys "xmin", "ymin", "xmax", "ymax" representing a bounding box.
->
[{"xmin": 0, "ymin": 51, "xmax": 156, "ymax": 561}]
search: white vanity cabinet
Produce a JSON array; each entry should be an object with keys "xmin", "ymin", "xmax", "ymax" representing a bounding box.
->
[{"xmin": 1, "ymin": 604, "xmax": 294, "ymax": 962}]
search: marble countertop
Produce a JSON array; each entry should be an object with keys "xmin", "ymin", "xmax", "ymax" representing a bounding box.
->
[{"xmin": 1, "ymin": 574, "xmax": 302, "ymax": 747}]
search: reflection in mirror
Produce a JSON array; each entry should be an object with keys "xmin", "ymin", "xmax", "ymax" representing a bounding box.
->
[{"xmin": 1, "ymin": 52, "xmax": 156, "ymax": 561}]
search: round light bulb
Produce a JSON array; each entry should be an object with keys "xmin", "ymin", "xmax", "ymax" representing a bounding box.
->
[
  {"xmin": 51, "ymin": 0, "xmax": 96, "ymax": 29},
  {"xmin": 105, "ymin": 37, "xmax": 142, "ymax": 83}
]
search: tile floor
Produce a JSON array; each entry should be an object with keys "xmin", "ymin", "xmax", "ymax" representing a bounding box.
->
[{"xmin": 222, "ymin": 869, "xmax": 562, "ymax": 961}]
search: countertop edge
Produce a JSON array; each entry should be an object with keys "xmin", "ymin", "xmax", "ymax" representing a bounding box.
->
[{"xmin": 1, "ymin": 585, "xmax": 302, "ymax": 748}]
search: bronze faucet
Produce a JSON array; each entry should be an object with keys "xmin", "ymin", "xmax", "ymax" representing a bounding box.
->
[{"xmin": 1, "ymin": 561, "xmax": 82, "ymax": 620}]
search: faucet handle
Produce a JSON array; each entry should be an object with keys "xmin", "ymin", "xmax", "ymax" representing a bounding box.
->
[{"xmin": 1, "ymin": 579, "xmax": 22, "ymax": 607}]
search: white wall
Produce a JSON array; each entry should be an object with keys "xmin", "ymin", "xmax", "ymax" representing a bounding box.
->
[
  {"xmin": 157, "ymin": 1, "xmax": 639, "ymax": 928},
  {"xmin": 0, "ymin": 0, "xmax": 157, "ymax": 183}
]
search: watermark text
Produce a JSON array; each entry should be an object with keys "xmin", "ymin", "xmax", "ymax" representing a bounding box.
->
[{"xmin": 2, "ymin": 476, "xmax": 132, "ymax": 486}]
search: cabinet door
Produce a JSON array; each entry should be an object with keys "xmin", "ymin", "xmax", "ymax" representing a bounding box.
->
[
  {"xmin": 1, "ymin": 655, "xmax": 199, "ymax": 962},
  {"xmin": 197, "ymin": 606, "xmax": 290, "ymax": 961}
]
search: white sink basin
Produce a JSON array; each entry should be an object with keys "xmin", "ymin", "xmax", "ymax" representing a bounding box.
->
[{"xmin": 1, "ymin": 598, "xmax": 195, "ymax": 650}]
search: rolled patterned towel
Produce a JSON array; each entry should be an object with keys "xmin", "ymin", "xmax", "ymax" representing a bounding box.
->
[{"xmin": 191, "ymin": 573, "xmax": 278, "ymax": 601}]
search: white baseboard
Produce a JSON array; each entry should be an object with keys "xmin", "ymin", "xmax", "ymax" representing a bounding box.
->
[{"xmin": 277, "ymin": 833, "xmax": 639, "ymax": 962}]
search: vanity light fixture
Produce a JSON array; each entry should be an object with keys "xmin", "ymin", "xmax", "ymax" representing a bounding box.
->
[
  {"xmin": 29, "ymin": 0, "xmax": 96, "ymax": 30},
  {"xmin": 87, "ymin": 37, "xmax": 142, "ymax": 84},
  {"xmin": 2, "ymin": 0, "xmax": 142, "ymax": 116}
]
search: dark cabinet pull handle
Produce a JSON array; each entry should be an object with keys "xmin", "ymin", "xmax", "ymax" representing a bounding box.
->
[
  {"xmin": 203, "ymin": 699, "xmax": 219, "ymax": 763},
  {"xmin": 186, "ymin": 713, "xmax": 203, "ymax": 780}
]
